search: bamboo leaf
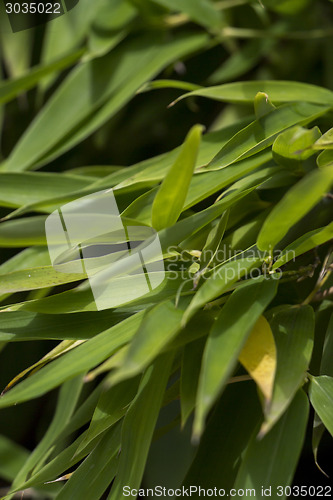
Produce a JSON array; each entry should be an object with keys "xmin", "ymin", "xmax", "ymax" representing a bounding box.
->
[
  {"xmin": 124, "ymin": 151, "xmax": 272, "ymax": 225},
  {"xmin": 207, "ymin": 102, "xmax": 329, "ymax": 171},
  {"xmin": 2, "ymin": 341, "xmax": 84, "ymax": 395},
  {"xmin": 110, "ymin": 301, "xmax": 183, "ymax": 384},
  {"xmin": 309, "ymin": 376, "xmax": 333, "ymax": 438},
  {"xmin": 152, "ymin": 0, "xmax": 224, "ymax": 29},
  {"xmin": 171, "ymin": 81, "xmax": 333, "ymax": 107},
  {"xmin": 262, "ymin": 305, "xmax": 314, "ymax": 434},
  {"xmin": 317, "ymin": 149, "xmax": 333, "ymax": 168},
  {"xmin": 0, "ymin": 49, "xmax": 84, "ymax": 106},
  {"xmin": 180, "ymin": 337, "xmax": 206, "ymax": 427},
  {"xmin": 313, "ymin": 127, "xmax": 333, "ymax": 149},
  {"xmin": 254, "ymin": 92, "xmax": 276, "ymax": 119},
  {"xmin": 272, "ymin": 222, "xmax": 333, "ymax": 270},
  {"xmin": 257, "ymin": 167, "xmax": 333, "ymax": 252},
  {"xmin": 208, "ymin": 39, "xmax": 274, "ymax": 85},
  {"xmin": 75, "ymin": 377, "xmax": 140, "ymax": 458},
  {"xmin": 108, "ymin": 354, "xmax": 173, "ymax": 498},
  {"xmin": 0, "ymin": 266, "xmax": 86, "ymax": 293},
  {"xmin": 152, "ymin": 124, "xmax": 204, "ymax": 230},
  {"xmin": 0, "ymin": 312, "xmax": 144, "ymax": 408},
  {"xmin": 312, "ymin": 313, "xmax": 333, "ymax": 472},
  {"xmin": 0, "ymin": 172, "xmax": 91, "ymax": 209},
  {"xmin": 183, "ymin": 381, "xmax": 262, "ymax": 491},
  {"xmin": 113, "ymin": 117, "xmax": 252, "ymax": 188},
  {"xmin": 0, "ymin": 310, "xmax": 128, "ymax": 342},
  {"xmin": 0, "ymin": 435, "xmax": 28, "ymax": 482},
  {"xmin": 234, "ymin": 390, "xmax": 309, "ymax": 499},
  {"xmin": 10, "ymin": 427, "xmax": 118, "ymax": 494},
  {"xmin": 199, "ymin": 210, "xmax": 229, "ymax": 271},
  {"xmin": 272, "ymin": 125, "xmax": 321, "ymax": 168},
  {"xmin": 55, "ymin": 427, "xmax": 120, "ymax": 500},
  {"xmin": 193, "ymin": 278, "xmax": 277, "ymax": 439},
  {"xmin": 238, "ymin": 315, "xmax": 277, "ymax": 404},
  {"xmin": 1, "ymin": 32, "xmax": 208, "ymax": 172},
  {"xmin": 10, "ymin": 376, "xmax": 83, "ymax": 491},
  {"xmin": 183, "ymin": 257, "xmax": 263, "ymax": 324}
]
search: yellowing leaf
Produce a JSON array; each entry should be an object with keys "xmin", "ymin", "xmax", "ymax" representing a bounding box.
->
[{"xmin": 238, "ymin": 315, "xmax": 276, "ymax": 403}]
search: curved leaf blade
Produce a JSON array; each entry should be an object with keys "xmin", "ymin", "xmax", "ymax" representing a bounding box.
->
[
  {"xmin": 193, "ymin": 278, "xmax": 278, "ymax": 439},
  {"xmin": 152, "ymin": 124, "xmax": 203, "ymax": 231},
  {"xmin": 257, "ymin": 167, "xmax": 333, "ymax": 252},
  {"xmin": 234, "ymin": 390, "xmax": 309, "ymax": 500}
]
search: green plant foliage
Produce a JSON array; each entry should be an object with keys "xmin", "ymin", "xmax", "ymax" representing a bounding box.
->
[
  {"xmin": 152, "ymin": 124, "xmax": 204, "ymax": 230},
  {"xmin": 234, "ymin": 390, "xmax": 310, "ymax": 499},
  {"xmin": 0, "ymin": 0, "xmax": 332, "ymax": 497}
]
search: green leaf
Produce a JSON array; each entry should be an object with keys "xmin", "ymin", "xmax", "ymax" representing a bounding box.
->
[
  {"xmin": 152, "ymin": 0, "xmax": 223, "ymax": 29},
  {"xmin": 39, "ymin": 0, "xmax": 104, "ymax": 73},
  {"xmin": 0, "ymin": 17, "xmax": 32, "ymax": 78},
  {"xmin": 0, "ymin": 312, "xmax": 144, "ymax": 408},
  {"xmin": 124, "ymin": 151, "xmax": 272, "ymax": 225},
  {"xmin": 0, "ymin": 49, "xmax": 84, "ymax": 106},
  {"xmin": 110, "ymin": 301, "xmax": 183, "ymax": 384},
  {"xmin": 254, "ymin": 92, "xmax": 276, "ymax": 119},
  {"xmin": 312, "ymin": 313, "xmax": 333, "ymax": 471},
  {"xmin": 320, "ymin": 313, "xmax": 333, "ymax": 377},
  {"xmin": 207, "ymin": 102, "xmax": 329, "ymax": 170},
  {"xmin": 234, "ymin": 390, "xmax": 309, "ymax": 499},
  {"xmin": 5, "ymin": 124, "xmax": 263, "ymax": 222},
  {"xmin": 257, "ymin": 167, "xmax": 333, "ymax": 252},
  {"xmin": 112, "ymin": 117, "xmax": 252, "ymax": 188},
  {"xmin": 58, "ymin": 379, "xmax": 107, "ymax": 440},
  {"xmin": 0, "ymin": 213, "xmax": 146, "ymax": 247},
  {"xmin": 11, "ymin": 428, "xmax": 115, "ymax": 494},
  {"xmin": 273, "ymin": 125, "xmax": 322, "ymax": 168},
  {"xmin": 183, "ymin": 381, "xmax": 262, "ymax": 491},
  {"xmin": 75, "ymin": 377, "xmax": 140, "ymax": 457},
  {"xmin": 171, "ymin": 80, "xmax": 333, "ymax": 107},
  {"xmin": 313, "ymin": 127, "xmax": 333, "ymax": 150},
  {"xmin": 85, "ymin": 0, "xmax": 136, "ymax": 59},
  {"xmin": 180, "ymin": 336, "xmax": 206, "ymax": 427},
  {"xmin": 1, "ymin": 32, "xmax": 208, "ymax": 172},
  {"xmin": 108, "ymin": 354, "xmax": 173, "ymax": 498},
  {"xmin": 309, "ymin": 376, "xmax": 333, "ymax": 437},
  {"xmin": 208, "ymin": 39, "xmax": 274, "ymax": 85},
  {"xmin": 55, "ymin": 426, "xmax": 120, "ymax": 500},
  {"xmin": 183, "ymin": 257, "xmax": 263, "ymax": 324},
  {"xmin": 0, "ymin": 246, "xmax": 51, "ymax": 304},
  {"xmin": 262, "ymin": 305, "xmax": 314, "ymax": 434},
  {"xmin": 272, "ymin": 222, "xmax": 333, "ymax": 270},
  {"xmin": 0, "ymin": 172, "xmax": 91, "ymax": 209},
  {"xmin": 193, "ymin": 278, "xmax": 278, "ymax": 438},
  {"xmin": 10, "ymin": 376, "xmax": 83, "ymax": 491},
  {"xmin": 0, "ymin": 310, "xmax": 129, "ymax": 342},
  {"xmin": 152, "ymin": 124, "xmax": 204, "ymax": 230},
  {"xmin": 217, "ymin": 210, "xmax": 269, "ymax": 261},
  {"xmin": 0, "ymin": 266, "xmax": 87, "ymax": 294},
  {"xmin": 261, "ymin": 0, "xmax": 311, "ymax": 14},
  {"xmin": 0, "ymin": 435, "xmax": 28, "ymax": 482},
  {"xmin": 199, "ymin": 210, "xmax": 229, "ymax": 271},
  {"xmin": 317, "ymin": 149, "xmax": 333, "ymax": 168},
  {"xmin": 2, "ymin": 339, "xmax": 83, "ymax": 394},
  {"xmin": 0, "ymin": 247, "xmax": 50, "ymax": 274},
  {"xmin": 0, "ymin": 216, "xmax": 48, "ymax": 247},
  {"xmin": 138, "ymin": 79, "xmax": 201, "ymax": 94},
  {"xmin": 0, "ymin": 270, "xmax": 184, "ymax": 314}
]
